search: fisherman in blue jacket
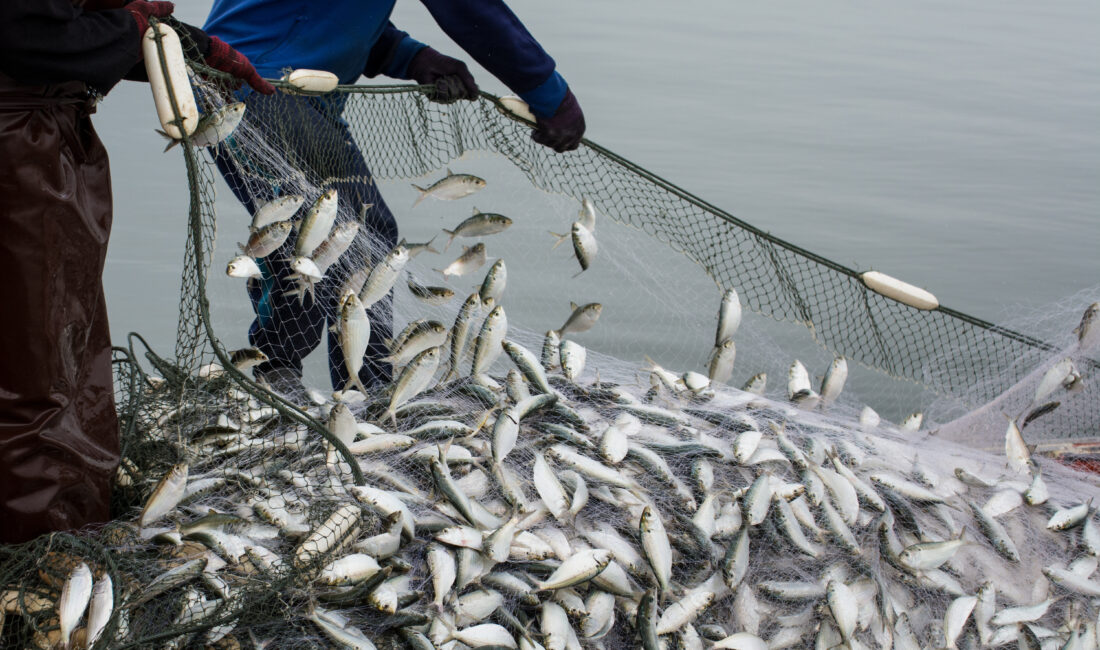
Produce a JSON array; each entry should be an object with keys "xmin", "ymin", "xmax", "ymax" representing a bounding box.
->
[{"xmin": 205, "ymin": 0, "xmax": 585, "ymax": 395}]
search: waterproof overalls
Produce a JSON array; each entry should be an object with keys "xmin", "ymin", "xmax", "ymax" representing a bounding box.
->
[{"xmin": 0, "ymin": 0, "xmax": 144, "ymax": 544}]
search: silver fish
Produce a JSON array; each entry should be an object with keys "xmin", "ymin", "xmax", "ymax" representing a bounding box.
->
[
  {"xmin": 443, "ymin": 208, "xmax": 513, "ymax": 250},
  {"xmin": 250, "ymin": 194, "xmax": 305, "ymax": 232},
  {"xmin": 58, "ymin": 563, "xmax": 93, "ymax": 650},
  {"xmin": 820, "ymin": 357, "xmax": 848, "ymax": 406},
  {"xmin": 716, "ymin": 288, "xmax": 742, "ymax": 345},
  {"xmin": 360, "ymin": 244, "xmax": 410, "ymax": 307},
  {"xmin": 294, "ymin": 188, "xmax": 339, "ymax": 258},
  {"xmin": 640, "ymin": 506, "xmax": 672, "ymax": 593},
  {"xmin": 436, "ymin": 242, "xmax": 487, "ymax": 279},
  {"xmin": 555, "ymin": 302, "xmax": 602, "ymax": 338},
  {"xmin": 542, "ymin": 330, "xmax": 562, "ymax": 371},
  {"xmin": 85, "ymin": 573, "xmax": 113, "ymax": 648},
  {"xmin": 399, "ymin": 235, "xmax": 440, "ymax": 258},
  {"xmin": 708, "ymin": 338, "xmax": 737, "ymax": 384},
  {"xmin": 445, "ymin": 293, "xmax": 482, "ymax": 381},
  {"xmin": 386, "ymin": 346, "xmax": 441, "ymax": 423},
  {"xmin": 338, "ymin": 293, "xmax": 371, "ymax": 394},
  {"xmin": 1074, "ymin": 302, "xmax": 1099, "ymax": 351},
  {"xmin": 238, "ymin": 220, "xmax": 292, "ymax": 258},
  {"xmin": 502, "ymin": 340, "xmax": 554, "ymax": 395},
  {"xmin": 140, "ymin": 463, "xmax": 188, "ymax": 527},
  {"xmin": 385, "ymin": 320, "xmax": 448, "ymax": 367},
  {"xmin": 479, "ymin": 259, "xmax": 507, "ymax": 305},
  {"xmin": 407, "ymin": 277, "xmax": 455, "ymax": 305},
  {"xmin": 551, "ymin": 221, "xmax": 597, "ymax": 276},
  {"xmin": 787, "ymin": 360, "xmax": 812, "ymax": 402},
  {"xmin": 159, "ymin": 102, "xmax": 246, "ymax": 151},
  {"xmin": 559, "ymin": 340, "xmax": 587, "ymax": 382},
  {"xmin": 226, "ymin": 254, "xmax": 262, "ymax": 279},
  {"xmin": 312, "ymin": 221, "xmax": 359, "ymax": 273},
  {"xmin": 577, "ymin": 197, "xmax": 597, "ymax": 232},
  {"xmin": 1004, "ymin": 417, "xmax": 1031, "ymax": 473},
  {"xmin": 411, "ymin": 168, "xmax": 486, "ymax": 207},
  {"xmin": 741, "ymin": 372, "xmax": 766, "ymax": 395},
  {"xmin": 471, "ymin": 306, "xmax": 508, "ymax": 377}
]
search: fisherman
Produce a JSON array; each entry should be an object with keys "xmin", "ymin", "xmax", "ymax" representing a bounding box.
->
[
  {"xmin": 205, "ymin": 0, "xmax": 586, "ymax": 395},
  {"xmin": 0, "ymin": 0, "xmax": 272, "ymax": 544}
]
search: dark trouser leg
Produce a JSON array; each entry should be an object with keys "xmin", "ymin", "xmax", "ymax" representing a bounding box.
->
[
  {"xmin": 212, "ymin": 93, "xmax": 397, "ymax": 390},
  {"xmin": 0, "ymin": 95, "xmax": 118, "ymax": 544}
]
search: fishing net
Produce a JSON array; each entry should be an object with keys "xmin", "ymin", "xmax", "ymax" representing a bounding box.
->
[{"xmin": 3, "ymin": 23, "xmax": 1100, "ymax": 649}]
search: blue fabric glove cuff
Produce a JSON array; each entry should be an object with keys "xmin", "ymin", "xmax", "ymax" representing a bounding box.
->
[{"xmin": 518, "ymin": 71, "xmax": 568, "ymax": 119}]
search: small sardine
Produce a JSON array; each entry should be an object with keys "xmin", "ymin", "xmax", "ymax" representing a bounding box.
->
[
  {"xmin": 338, "ymin": 293, "xmax": 371, "ymax": 394},
  {"xmin": 360, "ymin": 244, "xmax": 410, "ymax": 307},
  {"xmin": 250, "ymin": 194, "xmax": 305, "ymax": 232},
  {"xmin": 436, "ymin": 242, "xmax": 488, "ymax": 279},
  {"xmin": 716, "ymin": 288, "xmax": 742, "ymax": 345},
  {"xmin": 294, "ymin": 188, "xmax": 339, "ymax": 258},
  {"xmin": 58, "ymin": 563, "xmax": 93, "ymax": 650},
  {"xmin": 238, "ymin": 220, "xmax": 292, "ymax": 258},
  {"xmin": 443, "ymin": 208, "xmax": 513, "ymax": 250},
  {"xmin": 226, "ymin": 255, "xmax": 262, "ymax": 279},
  {"xmin": 411, "ymin": 168, "xmax": 486, "ymax": 207},
  {"xmin": 555, "ymin": 302, "xmax": 603, "ymax": 338}
]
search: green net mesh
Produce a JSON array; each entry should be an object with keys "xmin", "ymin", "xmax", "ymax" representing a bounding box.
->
[{"xmin": 3, "ymin": 25, "xmax": 1099, "ymax": 649}]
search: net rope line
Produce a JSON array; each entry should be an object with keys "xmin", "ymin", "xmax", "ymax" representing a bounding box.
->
[{"xmin": 184, "ymin": 69, "xmax": 1087, "ymax": 392}]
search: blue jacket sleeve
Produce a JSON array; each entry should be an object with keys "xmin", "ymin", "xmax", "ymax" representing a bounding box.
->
[
  {"xmin": 364, "ymin": 22, "xmax": 426, "ymax": 79},
  {"xmin": 417, "ymin": 0, "xmax": 568, "ymax": 118}
]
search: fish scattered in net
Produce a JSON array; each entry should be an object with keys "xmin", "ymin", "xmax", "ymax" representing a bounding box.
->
[{"xmin": 3, "ymin": 36, "xmax": 1099, "ymax": 649}]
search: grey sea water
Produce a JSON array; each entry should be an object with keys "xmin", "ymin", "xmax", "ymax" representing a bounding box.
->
[{"xmin": 95, "ymin": 1, "xmax": 1099, "ymax": 416}]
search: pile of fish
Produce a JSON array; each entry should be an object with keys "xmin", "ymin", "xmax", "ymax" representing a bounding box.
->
[
  {"xmin": 16, "ymin": 159, "xmax": 1100, "ymax": 649},
  {"xmin": 32, "ymin": 269, "xmax": 1100, "ymax": 649}
]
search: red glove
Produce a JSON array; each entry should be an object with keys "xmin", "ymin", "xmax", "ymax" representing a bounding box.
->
[
  {"xmin": 126, "ymin": 0, "xmax": 175, "ymax": 38},
  {"xmin": 205, "ymin": 36, "xmax": 276, "ymax": 95}
]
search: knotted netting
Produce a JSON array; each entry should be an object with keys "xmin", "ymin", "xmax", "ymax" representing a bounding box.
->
[{"xmin": 2, "ymin": 26, "xmax": 1099, "ymax": 650}]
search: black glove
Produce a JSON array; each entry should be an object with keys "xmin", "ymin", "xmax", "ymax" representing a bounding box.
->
[
  {"xmin": 406, "ymin": 47, "xmax": 478, "ymax": 103},
  {"xmin": 532, "ymin": 88, "xmax": 585, "ymax": 153}
]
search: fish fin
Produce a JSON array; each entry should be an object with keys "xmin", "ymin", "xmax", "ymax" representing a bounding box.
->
[
  {"xmin": 446, "ymin": 167, "xmax": 454, "ymax": 176},
  {"xmin": 237, "ymin": 242, "xmax": 246, "ymax": 254},
  {"xmin": 442, "ymin": 229, "xmax": 456, "ymax": 251},
  {"xmin": 472, "ymin": 205, "xmax": 479, "ymax": 215},
  {"xmin": 571, "ymin": 267, "xmax": 586, "ymax": 279},
  {"xmin": 570, "ymin": 301, "xmax": 579, "ymax": 311}
]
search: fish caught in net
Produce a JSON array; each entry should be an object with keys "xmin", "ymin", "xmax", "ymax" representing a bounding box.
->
[{"xmin": 2, "ymin": 28, "xmax": 1099, "ymax": 649}]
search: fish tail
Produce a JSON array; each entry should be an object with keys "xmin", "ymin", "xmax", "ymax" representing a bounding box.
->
[
  {"xmin": 571, "ymin": 267, "xmax": 586, "ymax": 279},
  {"xmin": 548, "ymin": 230, "xmax": 569, "ymax": 250},
  {"xmin": 424, "ymin": 234, "xmax": 440, "ymax": 255},
  {"xmin": 442, "ymin": 229, "xmax": 456, "ymax": 251},
  {"xmin": 411, "ymin": 184, "xmax": 428, "ymax": 208},
  {"xmin": 156, "ymin": 129, "xmax": 180, "ymax": 152}
]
